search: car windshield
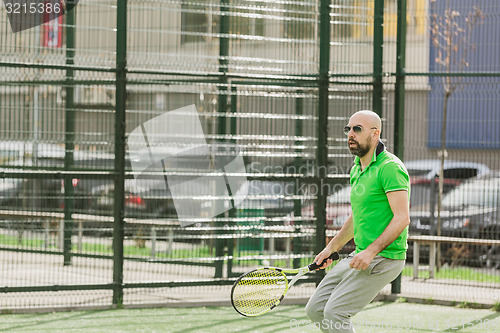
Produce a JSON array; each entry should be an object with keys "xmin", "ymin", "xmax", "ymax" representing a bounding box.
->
[
  {"xmin": 407, "ymin": 169, "xmax": 431, "ymax": 177},
  {"xmin": 442, "ymin": 179, "xmax": 500, "ymax": 208}
]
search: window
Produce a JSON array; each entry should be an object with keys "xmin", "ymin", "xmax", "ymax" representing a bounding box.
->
[
  {"xmin": 442, "ymin": 168, "xmax": 478, "ymax": 180},
  {"xmin": 181, "ymin": 1, "xmax": 211, "ymax": 44},
  {"xmin": 181, "ymin": 0, "xmax": 265, "ymax": 44},
  {"xmin": 231, "ymin": 12, "xmax": 264, "ymax": 37},
  {"xmin": 284, "ymin": 0, "xmax": 316, "ymax": 40}
]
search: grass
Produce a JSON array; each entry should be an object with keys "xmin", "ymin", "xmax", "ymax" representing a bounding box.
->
[
  {"xmin": 0, "ymin": 233, "xmax": 45, "ymax": 248},
  {"xmin": 76, "ymin": 241, "xmax": 213, "ymax": 259},
  {"xmin": 457, "ymin": 302, "xmax": 484, "ymax": 310},
  {"xmin": 0, "ymin": 302, "xmax": 499, "ymax": 332},
  {"xmin": 402, "ymin": 266, "xmax": 500, "ymax": 284},
  {"xmin": 492, "ymin": 302, "xmax": 500, "ymax": 312},
  {"xmin": 0, "ymin": 233, "xmax": 212, "ymax": 259}
]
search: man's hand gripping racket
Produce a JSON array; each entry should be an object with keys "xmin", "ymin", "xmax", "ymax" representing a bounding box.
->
[{"xmin": 231, "ymin": 252, "xmax": 340, "ymax": 317}]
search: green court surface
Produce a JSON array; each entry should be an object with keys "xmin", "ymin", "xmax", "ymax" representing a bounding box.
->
[{"xmin": 0, "ymin": 302, "xmax": 499, "ymax": 333}]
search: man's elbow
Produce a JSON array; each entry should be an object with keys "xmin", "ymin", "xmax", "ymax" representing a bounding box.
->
[
  {"xmin": 394, "ymin": 213, "xmax": 410, "ymax": 228},
  {"xmin": 400, "ymin": 215, "xmax": 410, "ymax": 228}
]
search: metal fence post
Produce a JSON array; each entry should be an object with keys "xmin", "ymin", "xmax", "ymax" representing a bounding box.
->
[
  {"xmin": 394, "ymin": 0, "xmax": 407, "ymax": 159},
  {"xmin": 113, "ymin": 0, "xmax": 128, "ymax": 306},
  {"xmin": 293, "ymin": 92, "xmax": 303, "ymax": 269},
  {"xmin": 214, "ymin": 0, "xmax": 230, "ymax": 279},
  {"xmin": 372, "ymin": 0, "xmax": 384, "ymax": 116},
  {"xmin": 63, "ymin": 4, "xmax": 76, "ymax": 267},
  {"xmin": 226, "ymin": 86, "xmax": 238, "ymax": 278},
  {"xmin": 314, "ymin": 0, "xmax": 331, "ymax": 281},
  {"xmin": 392, "ymin": 0, "xmax": 407, "ymax": 295}
]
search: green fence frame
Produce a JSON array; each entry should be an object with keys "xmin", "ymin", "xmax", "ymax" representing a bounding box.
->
[{"xmin": 0, "ymin": 0, "xmax": 400, "ymax": 307}]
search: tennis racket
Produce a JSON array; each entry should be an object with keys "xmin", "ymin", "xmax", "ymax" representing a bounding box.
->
[{"xmin": 231, "ymin": 252, "xmax": 340, "ymax": 317}]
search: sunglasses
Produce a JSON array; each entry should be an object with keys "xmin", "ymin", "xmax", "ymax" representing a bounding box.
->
[{"xmin": 343, "ymin": 125, "xmax": 378, "ymax": 135}]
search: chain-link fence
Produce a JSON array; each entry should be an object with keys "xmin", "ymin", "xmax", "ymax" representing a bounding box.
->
[{"xmin": 0, "ymin": 0, "xmax": 499, "ymax": 311}]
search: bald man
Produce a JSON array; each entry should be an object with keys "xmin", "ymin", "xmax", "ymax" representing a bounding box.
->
[{"xmin": 305, "ymin": 110, "xmax": 410, "ymax": 333}]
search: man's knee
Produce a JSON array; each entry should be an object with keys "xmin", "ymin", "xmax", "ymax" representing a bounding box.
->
[{"xmin": 305, "ymin": 299, "xmax": 324, "ymax": 322}]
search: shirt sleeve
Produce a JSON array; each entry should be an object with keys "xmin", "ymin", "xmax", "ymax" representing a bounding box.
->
[{"xmin": 379, "ymin": 162, "xmax": 410, "ymax": 193}]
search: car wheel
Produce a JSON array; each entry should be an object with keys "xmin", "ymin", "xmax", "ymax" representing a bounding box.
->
[{"xmin": 480, "ymin": 246, "xmax": 500, "ymax": 270}]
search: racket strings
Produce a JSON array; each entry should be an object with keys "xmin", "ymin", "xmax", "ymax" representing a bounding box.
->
[{"xmin": 231, "ymin": 268, "xmax": 288, "ymax": 316}]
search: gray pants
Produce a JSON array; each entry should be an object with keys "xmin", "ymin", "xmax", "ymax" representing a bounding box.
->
[{"xmin": 305, "ymin": 252, "xmax": 405, "ymax": 333}]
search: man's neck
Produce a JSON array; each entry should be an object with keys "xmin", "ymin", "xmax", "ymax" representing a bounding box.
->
[{"xmin": 359, "ymin": 146, "xmax": 377, "ymax": 170}]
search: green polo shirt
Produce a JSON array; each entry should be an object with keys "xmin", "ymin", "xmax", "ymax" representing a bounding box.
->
[{"xmin": 350, "ymin": 143, "xmax": 410, "ymax": 260}]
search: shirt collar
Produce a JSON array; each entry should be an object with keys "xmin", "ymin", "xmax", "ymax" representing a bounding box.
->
[{"xmin": 375, "ymin": 140, "xmax": 386, "ymax": 156}]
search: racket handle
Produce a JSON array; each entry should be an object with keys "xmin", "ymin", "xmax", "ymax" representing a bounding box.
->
[{"xmin": 308, "ymin": 252, "xmax": 340, "ymax": 270}]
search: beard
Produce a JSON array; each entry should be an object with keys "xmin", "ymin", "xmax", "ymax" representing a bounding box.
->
[{"xmin": 348, "ymin": 138, "xmax": 371, "ymax": 157}]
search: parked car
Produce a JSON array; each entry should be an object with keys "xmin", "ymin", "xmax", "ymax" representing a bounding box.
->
[
  {"xmin": 0, "ymin": 154, "xmax": 82, "ymax": 213},
  {"xmin": 90, "ymin": 178, "xmax": 177, "ymax": 219},
  {"xmin": 406, "ymin": 159, "xmax": 490, "ymax": 211},
  {"xmin": 426, "ymin": 174, "xmax": 499, "ymax": 269},
  {"xmin": 407, "ymin": 160, "xmax": 491, "ymax": 235},
  {"xmin": 0, "ymin": 174, "xmax": 25, "ymax": 208},
  {"xmin": 319, "ymin": 185, "xmax": 352, "ymax": 229}
]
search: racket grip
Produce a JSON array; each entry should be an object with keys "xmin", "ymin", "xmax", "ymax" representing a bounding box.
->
[{"xmin": 308, "ymin": 252, "xmax": 340, "ymax": 270}]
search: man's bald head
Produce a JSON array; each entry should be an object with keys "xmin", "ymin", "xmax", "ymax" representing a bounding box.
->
[{"xmin": 349, "ymin": 110, "xmax": 382, "ymax": 133}]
